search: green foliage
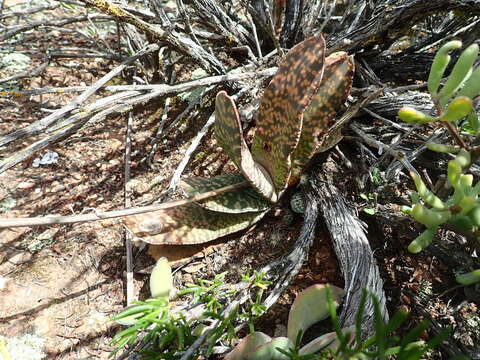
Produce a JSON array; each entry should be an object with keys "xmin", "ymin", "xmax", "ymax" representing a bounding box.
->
[
  {"xmin": 225, "ymin": 284, "xmax": 344, "ymax": 360},
  {"xmin": 178, "ymin": 272, "xmax": 233, "ymax": 313},
  {"xmin": 111, "ymin": 272, "xmax": 451, "ymax": 360},
  {"xmin": 316, "ymin": 288, "xmax": 449, "ymax": 360},
  {"xmin": 399, "ymin": 40, "xmax": 480, "ymax": 132},
  {"xmin": 398, "ymin": 40, "xmax": 480, "ymax": 284},
  {"xmin": 110, "ymin": 269, "xmax": 270, "ymax": 359},
  {"xmin": 228, "ymin": 287, "xmax": 449, "ymax": 360},
  {"xmin": 427, "ymin": 40, "xmax": 462, "ymax": 97},
  {"xmin": 360, "ymin": 192, "xmax": 376, "ymax": 215},
  {"xmin": 456, "ymin": 269, "xmax": 480, "ymax": 285}
]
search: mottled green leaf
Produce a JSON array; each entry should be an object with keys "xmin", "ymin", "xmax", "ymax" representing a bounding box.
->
[
  {"xmin": 215, "ymin": 91, "xmax": 277, "ymax": 202},
  {"xmin": 214, "ymin": 91, "xmax": 245, "ymax": 171},
  {"xmin": 252, "ymin": 34, "xmax": 326, "ymax": 195},
  {"xmin": 180, "ymin": 174, "xmax": 271, "ymax": 213},
  {"xmin": 123, "ymin": 203, "xmax": 267, "ymax": 245},
  {"xmin": 290, "ymin": 52, "xmax": 354, "ymax": 180}
]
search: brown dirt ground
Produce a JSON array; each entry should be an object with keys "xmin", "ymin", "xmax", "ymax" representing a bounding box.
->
[
  {"xmin": 0, "ymin": 4, "xmax": 341, "ymax": 357},
  {"xmin": 1, "ymin": 1, "xmax": 479, "ymax": 359}
]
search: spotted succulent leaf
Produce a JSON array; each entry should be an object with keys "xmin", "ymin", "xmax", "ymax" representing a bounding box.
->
[
  {"xmin": 180, "ymin": 174, "xmax": 271, "ymax": 213},
  {"xmin": 290, "ymin": 52, "xmax": 354, "ymax": 180},
  {"xmin": 215, "ymin": 91, "xmax": 277, "ymax": 202},
  {"xmin": 214, "ymin": 91, "xmax": 247, "ymax": 171},
  {"xmin": 123, "ymin": 203, "xmax": 267, "ymax": 245},
  {"xmin": 252, "ymin": 34, "xmax": 326, "ymax": 195}
]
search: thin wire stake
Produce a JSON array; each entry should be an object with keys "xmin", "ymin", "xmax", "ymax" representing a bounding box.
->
[{"xmin": 125, "ymin": 110, "xmax": 134, "ymax": 306}]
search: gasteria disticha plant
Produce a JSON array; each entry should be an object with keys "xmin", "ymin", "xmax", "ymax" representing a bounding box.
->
[{"xmin": 122, "ymin": 34, "xmax": 354, "ymax": 246}]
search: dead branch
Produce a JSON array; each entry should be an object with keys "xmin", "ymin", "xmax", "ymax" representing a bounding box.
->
[
  {"xmin": 167, "ymin": 109, "xmax": 216, "ymax": 192},
  {"xmin": 0, "ymin": 14, "xmax": 112, "ymax": 42},
  {"xmin": 0, "ymin": 67, "xmax": 275, "ymax": 174},
  {"xmin": 311, "ymin": 165, "xmax": 388, "ymax": 332},
  {"xmin": 0, "ymin": 3, "xmax": 58, "ymax": 20},
  {"xmin": 79, "ymin": 0, "xmax": 225, "ymax": 73},
  {"xmin": 0, "ymin": 43, "xmax": 160, "ymax": 147},
  {"xmin": 329, "ymin": 0, "xmax": 480, "ymax": 53},
  {"xmin": 0, "ymin": 181, "xmax": 249, "ymax": 228},
  {"xmin": 4, "ymin": 67, "xmax": 276, "ymax": 97}
]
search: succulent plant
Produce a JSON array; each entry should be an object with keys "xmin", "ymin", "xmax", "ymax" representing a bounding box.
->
[
  {"xmin": 124, "ymin": 34, "xmax": 354, "ymax": 245},
  {"xmin": 225, "ymin": 284, "xmax": 346, "ymax": 360},
  {"xmin": 398, "ymin": 40, "xmax": 480, "ymax": 284},
  {"xmin": 398, "ymin": 40, "xmax": 479, "ymax": 126}
]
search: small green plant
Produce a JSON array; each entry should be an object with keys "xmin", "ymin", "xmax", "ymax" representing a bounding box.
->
[
  {"xmin": 110, "ymin": 257, "xmax": 175, "ymax": 355},
  {"xmin": 225, "ymin": 284, "xmax": 346, "ymax": 360},
  {"xmin": 226, "ymin": 286, "xmax": 449, "ymax": 360},
  {"xmin": 111, "ymin": 271, "xmax": 450, "ymax": 359},
  {"xmin": 110, "ymin": 262, "xmax": 270, "ymax": 359},
  {"xmin": 319, "ymin": 288, "xmax": 450, "ymax": 360},
  {"xmin": 398, "ymin": 40, "xmax": 480, "ymax": 285}
]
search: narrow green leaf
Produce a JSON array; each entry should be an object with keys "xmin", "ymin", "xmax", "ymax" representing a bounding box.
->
[
  {"xmin": 458, "ymin": 64, "xmax": 480, "ymax": 99},
  {"xmin": 439, "ymin": 43, "xmax": 479, "ymax": 106},
  {"xmin": 439, "ymin": 96, "xmax": 473, "ymax": 122},
  {"xmin": 426, "ymin": 142, "xmax": 460, "ymax": 154},
  {"xmin": 408, "ymin": 228, "xmax": 437, "ymax": 253},
  {"xmin": 428, "ymin": 40, "xmax": 462, "ymax": 97},
  {"xmin": 448, "ymin": 159, "xmax": 462, "ymax": 188},
  {"xmin": 455, "ymin": 149, "xmax": 472, "ymax": 168},
  {"xmin": 411, "ymin": 204, "xmax": 449, "ymax": 228},
  {"xmin": 410, "ymin": 171, "xmax": 446, "ymax": 210},
  {"xmin": 398, "ymin": 107, "xmax": 435, "ymax": 123},
  {"xmin": 456, "ymin": 269, "xmax": 480, "ymax": 285},
  {"xmin": 110, "ymin": 304, "xmax": 153, "ymax": 321}
]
